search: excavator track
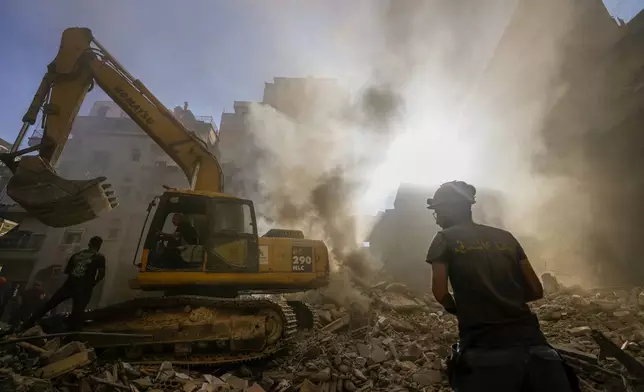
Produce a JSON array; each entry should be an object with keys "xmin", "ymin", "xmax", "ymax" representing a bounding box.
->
[
  {"xmin": 286, "ymin": 300, "xmax": 320, "ymax": 330},
  {"xmin": 65, "ymin": 296, "xmax": 297, "ymax": 366}
]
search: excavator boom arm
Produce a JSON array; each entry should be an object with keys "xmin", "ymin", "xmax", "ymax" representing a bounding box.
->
[
  {"xmin": 27, "ymin": 27, "xmax": 222, "ymax": 193},
  {"xmin": 0, "ymin": 27, "xmax": 224, "ymax": 227}
]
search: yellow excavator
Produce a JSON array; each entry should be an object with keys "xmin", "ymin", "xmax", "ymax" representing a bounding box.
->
[{"xmin": 0, "ymin": 27, "xmax": 329, "ymax": 364}]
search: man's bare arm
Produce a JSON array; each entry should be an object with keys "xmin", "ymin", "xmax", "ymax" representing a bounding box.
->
[
  {"xmin": 519, "ymin": 259, "xmax": 543, "ymax": 302},
  {"xmin": 95, "ymin": 256, "xmax": 106, "ymax": 285},
  {"xmin": 96, "ymin": 267, "xmax": 106, "ymax": 283},
  {"xmin": 432, "ymin": 262, "xmax": 457, "ymax": 314}
]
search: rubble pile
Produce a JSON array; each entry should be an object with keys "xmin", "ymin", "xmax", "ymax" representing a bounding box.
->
[
  {"xmin": 4, "ymin": 278, "xmax": 644, "ymax": 391},
  {"xmin": 285, "ymin": 279, "xmax": 644, "ymax": 391}
]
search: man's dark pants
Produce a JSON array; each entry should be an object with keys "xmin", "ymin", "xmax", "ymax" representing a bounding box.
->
[
  {"xmin": 453, "ymin": 345, "xmax": 576, "ymax": 392},
  {"xmin": 24, "ymin": 283, "xmax": 92, "ymax": 331}
]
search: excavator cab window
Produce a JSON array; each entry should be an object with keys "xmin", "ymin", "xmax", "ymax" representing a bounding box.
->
[
  {"xmin": 144, "ymin": 193, "xmax": 208, "ymax": 271},
  {"xmin": 143, "ymin": 193, "xmax": 259, "ymax": 273},
  {"xmin": 204, "ymin": 200, "xmax": 259, "ymax": 273}
]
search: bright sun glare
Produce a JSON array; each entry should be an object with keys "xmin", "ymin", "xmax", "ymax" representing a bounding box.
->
[{"xmin": 361, "ymin": 119, "xmax": 475, "ymax": 214}]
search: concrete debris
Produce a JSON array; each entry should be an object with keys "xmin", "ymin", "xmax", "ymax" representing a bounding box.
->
[
  {"xmin": 3, "ymin": 275, "xmax": 644, "ymax": 391},
  {"xmin": 412, "ymin": 369, "xmax": 443, "ymax": 386},
  {"xmin": 541, "ymin": 273, "xmax": 560, "ymax": 295}
]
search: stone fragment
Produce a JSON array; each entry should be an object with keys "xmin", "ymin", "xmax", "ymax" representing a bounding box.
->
[
  {"xmin": 568, "ymin": 326, "xmax": 591, "ymax": 337},
  {"xmin": 344, "ymin": 380, "xmax": 357, "ymax": 391},
  {"xmin": 356, "ymin": 344, "xmax": 370, "ymax": 358},
  {"xmin": 22, "ymin": 325, "xmax": 44, "ymax": 337},
  {"xmin": 36, "ymin": 349, "xmax": 96, "ymax": 379},
  {"xmin": 245, "ymin": 383, "xmax": 266, "ymax": 392},
  {"xmin": 322, "ymin": 315, "xmax": 350, "ymax": 333},
  {"xmin": 613, "ymin": 310, "xmax": 631, "ymax": 318},
  {"xmin": 401, "ymin": 343, "xmax": 423, "ymax": 361},
  {"xmin": 355, "ymin": 357, "xmax": 367, "ymax": 368},
  {"xmin": 541, "ymin": 273, "xmax": 559, "ymax": 294},
  {"xmin": 304, "ymin": 345, "xmax": 322, "ymax": 360},
  {"xmin": 222, "ymin": 374, "xmax": 248, "ymax": 390},
  {"xmin": 300, "ymin": 379, "xmax": 318, "ymax": 392},
  {"xmin": 184, "ymin": 382, "xmax": 200, "ymax": 392},
  {"xmin": 310, "ymin": 367, "xmax": 331, "ymax": 382},
  {"xmin": 591, "ymin": 300, "xmax": 620, "ymax": 312},
  {"xmin": 42, "ymin": 338, "xmax": 60, "ymax": 352},
  {"xmin": 397, "ymin": 361, "xmax": 418, "ymax": 372},
  {"xmin": 133, "ymin": 377, "xmax": 153, "ymax": 388},
  {"xmin": 540, "ymin": 310, "xmax": 563, "ymax": 321},
  {"xmin": 258, "ymin": 377, "xmax": 275, "ymax": 391},
  {"xmin": 370, "ymin": 344, "xmax": 387, "ymax": 364},
  {"xmin": 353, "ymin": 369, "xmax": 367, "ymax": 381},
  {"xmin": 41, "ymin": 341, "xmax": 86, "ymax": 365},
  {"xmin": 384, "ymin": 283, "xmax": 409, "ymax": 294},
  {"xmin": 389, "ymin": 319, "xmax": 415, "ymax": 332},
  {"xmin": 378, "ymin": 293, "xmax": 423, "ymax": 313},
  {"xmin": 412, "ymin": 369, "xmax": 442, "ymax": 386},
  {"xmin": 429, "ymin": 357, "xmax": 442, "ymax": 370}
]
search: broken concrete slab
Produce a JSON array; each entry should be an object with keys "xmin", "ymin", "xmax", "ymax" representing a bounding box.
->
[
  {"xmin": 613, "ymin": 310, "xmax": 632, "ymax": 318},
  {"xmin": 321, "ymin": 315, "xmax": 350, "ymax": 333},
  {"xmin": 42, "ymin": 338, "xmax": 60, "ymax": 352},
  {"xmin": 245, "ymin": 382, "xmax": 266, "ymax": 392},
  {"xmin": 36, "ymin": 349, "xmax": 96, "ymax": 379},
  {"xmin": 133, "ymin": 377, "xmax": 154, "ymax": 389},
  {"xmin": 299, "ymin": 379, "xmax": 319, "ymax": 392},
  {"xmin": 412, "ymin": 369, "xmax": 442, "ymax": 386},
  {"xmin": 400, "ymin": 343, "xmax": 423, "ymax": 361},
  {"xmin": 221, "ymin": 373, "xmax": 248, "ymax": 389},
  {"xmin": 41, "ymin": 341, "xmax": 87, "ymax": 365},
  {"xmin": 377, "ymin": 293, "xmax": 424, "ymax": 313},
  {"xmin": 568, "ymin": 326, "xmax": 591, "ymax": 337},
  {"xmin": 370, "ymin": 344, "xmax": 387, "ymax": 364}
]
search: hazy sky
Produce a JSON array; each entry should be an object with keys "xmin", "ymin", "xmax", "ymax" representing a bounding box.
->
[
  {"xmin": 603, "ymin": 0, "xmax": 643, "ymax": 24},
  {"xmin": 1, "ymin": 0, "xmax": 640, "ymax": 147},
  {"xmin": 1, "ymin": 0, "xmax": 641, "ymax": 218},
  {"xmin": 0, "ymin": 0, "xmax": 377, "ymax": 145}
]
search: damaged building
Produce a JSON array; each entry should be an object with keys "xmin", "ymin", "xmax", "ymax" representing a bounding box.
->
[{"xmin": 0, "ymin": 101, "xmax": 219, "ymax": 306}]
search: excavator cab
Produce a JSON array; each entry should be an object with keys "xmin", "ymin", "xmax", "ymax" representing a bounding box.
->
[
  {"xmin": 1, "ymin": 155, "xmax": 118, "ymax": 227},
  {"xmin": 140, "ymin": 191, "xmax": 260, "ymax": 283}
]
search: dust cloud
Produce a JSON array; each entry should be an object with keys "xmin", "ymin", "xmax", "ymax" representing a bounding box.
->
[
  {"xmin": 224, "ymin": 0, "xmax": 519, "ymax": 298},
  {"xmin": 454, "ymin": 0, "xmax": 644, "ymax": 287},
  {"xmin": 528, "ymin": 2, "xmax": 644, "ymax": 286},
  {"xmin": 228, "ymin": 0, "xmax": 643, "ymax": 290}
]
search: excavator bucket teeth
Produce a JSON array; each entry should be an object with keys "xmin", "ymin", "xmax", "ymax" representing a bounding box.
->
[{"xmin": 5, "ymin": 156, "xmax": 116, "ymax": 227}]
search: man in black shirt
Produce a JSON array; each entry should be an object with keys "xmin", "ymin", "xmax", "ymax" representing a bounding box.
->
[
  {"xmin": 158, "ymin": 213, "xmax": 199, "ymax": 268},
  {"xmin": 24, "ymin": 236, "xmax": 106, "ymax": 331},
  {"xmin": 425, "ymin": 181, "xmax": 576, "ymax": 392}
]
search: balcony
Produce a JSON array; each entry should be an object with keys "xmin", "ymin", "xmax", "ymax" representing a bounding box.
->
[
  {"xmin": 0, "ymin": 203, "xmax": 30, "ymax": 223},
  {"xmin": 196, "ymin": 116, "xmax": 217, "ymax": 132},
  {"xmin": 0, "ymin": 231, "xmax": 45, "ymax": 260},
  {"xmin": 0, "ymin": 231, "xmax": 45, "ymax": 250}
]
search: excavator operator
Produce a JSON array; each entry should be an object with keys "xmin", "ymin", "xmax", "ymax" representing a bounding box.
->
[
  {"xmin": 425, "ymin": 181, "xmax": 578, "ymax": 392},
  {"xmin": 156, "ymin": 213, "xmax": 199, "ymax": 269}
]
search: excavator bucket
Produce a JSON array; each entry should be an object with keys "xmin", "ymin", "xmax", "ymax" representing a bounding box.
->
[{"xmin": 4, "ymin": 155, "xmax": 118, "ymax": 227}]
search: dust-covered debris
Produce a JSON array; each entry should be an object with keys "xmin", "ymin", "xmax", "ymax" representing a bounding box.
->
[{"xmin": 3, "ymin": 275, "xmax": 644, "ymax": 391}]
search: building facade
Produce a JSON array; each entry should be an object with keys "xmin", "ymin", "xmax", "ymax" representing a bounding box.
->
[{"xmin": 0, "ymin": 101, "xmax": 219, "ymax": 306}]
